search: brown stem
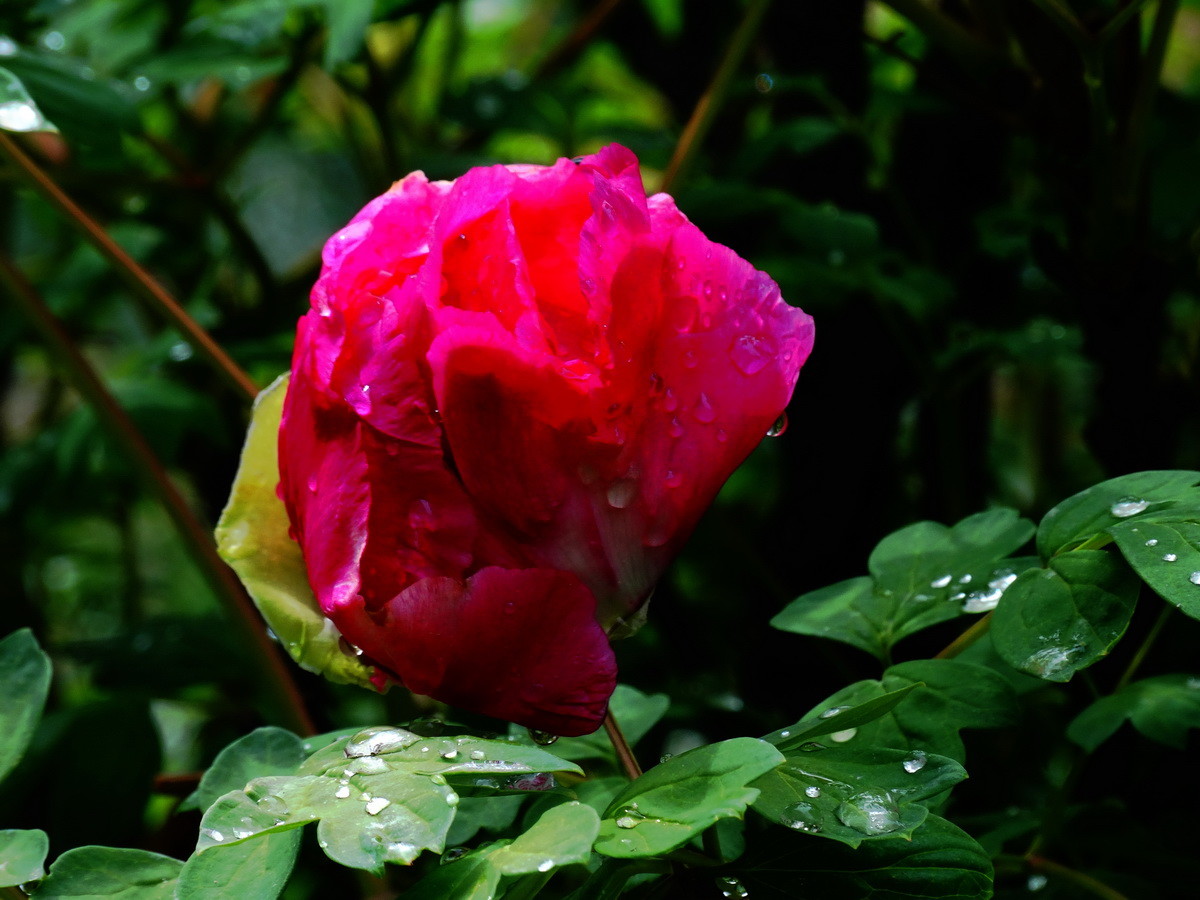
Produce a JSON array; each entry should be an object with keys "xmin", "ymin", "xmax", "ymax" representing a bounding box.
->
[
  {"xmin": 1024, "ymin": 854, "xmax": 1131, "ymax": 900},
  {"xmin": 533, "ymin": 0, "xmax": 630, "ymax": 81},
  {"xmin": 0, "ymin": 131, "xmax": 258, "ymax": 401},
  {"xmin": 604, "ymin": 708, "xmax": 643, "ymax": 780},
  {"xmin": 934, "ymin": 611, "xmax": 993, "ymax": 659},
  {"xmin": 0, "ymin": 254, "xmax": 314, "ymax": 736},
  {"xmin": 660, "ymin": 0, "xmax": 772, "ymax": 193}
]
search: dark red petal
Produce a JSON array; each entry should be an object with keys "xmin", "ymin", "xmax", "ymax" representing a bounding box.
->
[{"xmin": 331, "ymin": 567, "xmax": 617, "ymax": 736}]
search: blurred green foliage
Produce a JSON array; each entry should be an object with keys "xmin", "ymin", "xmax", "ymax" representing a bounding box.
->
[{"xmin": 3, "ymin": 0, "xmax": 1200, "ymax": 897}]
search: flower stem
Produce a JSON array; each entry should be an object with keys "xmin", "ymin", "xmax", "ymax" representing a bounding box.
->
[
  {"xmin": 660, "ymin": 0, "xmax": 772, "ymax": 193},
  {"xmin": 0, "ymin": 131, "xmax": 258, "ymax": 401},
  {"xmin": 1114, "ymin": 602, "xmax": 1172, "ymax": 693},
  {"xmin": 604, "ymin": 708, "xmax": 643, "ymax": 780},
  {"xmin": 996, "ymin": 853, "xmax": 1131, "ymax": 900},
  {"xmin": 0, "ymin": 253, "xmax": 314, "ymax": 736},
  {"xmin": 934, "ymin": 611, "xmax": 992, "ymax": 659}
]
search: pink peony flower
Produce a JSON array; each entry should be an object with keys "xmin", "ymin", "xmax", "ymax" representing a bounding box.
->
[{"xmin": 277, "ymin": 145, "xmax": 814, "ymax": 735}]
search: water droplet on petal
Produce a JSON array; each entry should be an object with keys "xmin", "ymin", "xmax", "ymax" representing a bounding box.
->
[
  {"xmin": 665, "ymin": 470, "xmax": 682, "ymax": 489},
  {"xmin": 693, "ymin": 392, "xmax": 716, "ymax": 423},
  {"xmin": 1110, "ymin": 497, "xmax": 1149, "ymax": 518},
  {"xmin": 731, "ymin": 334, "xmax": 774, "ymax": 375},
  {"xmin": 766, "ymin": 411, "xmax": 788, "ymax": 437},
  {"xmin": 606, "ymin": 477, "xmax": 638, "ymax": 509}
]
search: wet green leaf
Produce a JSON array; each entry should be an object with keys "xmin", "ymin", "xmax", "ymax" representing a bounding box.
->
[
  {"xmin": 0, "ymin": 829, "xmax": 48, "ymax": 887},
  {"xmin": 0, "ymin": 629, "xmax": 53, "ymax": 784},
  {"xmin": 1068, "ymin": 674, "xmax": 1200, "ymax": 751},
  {"xmin": 1037, "ymin": 470, "xmax": 1200, "ymax": 558},
  {"xmin": 196, "ymin": 727, "xmax": 581, "ymax": 874},
  {"xmin": 773, "ymin": 509, "xmax": 1035, "ymax": 660},
  {"xmin": 184, "ymin": 727, "xmax": 305, "ymax": 812},
  {"xmin": 751, "ymin": 745, "xmax": 966, "ymax": 847},
  {"xmin": 0, "ymin": 66, "xmax": 57, "ymax": 132},
  {"xmin": 990, "ymin": 550, "xmax": 1138, "ymax": 682},
  {"xmin": 216, "ymin": 375, "xmax": 376, "ymax": 688},
  {"xmin": 732, "ymin": 814, "xmax": 993, "ymax": 899},
  {"xmin": 764, "ymin": 683, "xmax": 920, "ymax": 751},
  {"xmin": 1109, "ymin": 520, "xmax": 1200, "ymax": 620},
  {"xmin": 594, "ymin": 738, "xmax": 784, "ymax": 858},
  {"xmin": 175, "ymin": 832, "xmax": 299, "ymax": 900},
  {"xmin": 815, "ymin": 660, "xmax": 1017, "ymax": 763},
  {"xmin": 33, "ymin": 847, "xmax": 182, "ymax": 899}
]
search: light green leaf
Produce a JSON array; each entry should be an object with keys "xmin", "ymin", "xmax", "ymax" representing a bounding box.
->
[
  {"xmin": 0, "ymin": 829, "xmax": 49, "ymax": 887},
  {"xmin": 216, "ymin": 374, "xmax": 376, "ymax": 688},
  {"xmin": 594, "ymin": 738, "xmax": 784, "ymax": 858},
  {"xmin": 322, "ymin": 0, "xmax": 374, "ymax": 67},
  {"xmin": 773, "ymin": 509, "xmax": 1035, "ymax": 660},
  {"xmin": 750, "ymin": 745, "xmax": 966, "ymax": 847},
  {"xmin": 815, "ymin": 660, "xmax": 1017, "ymax": 763},
  {"xmin": 184, "ymin": 727, "xmax": 304, "ymax": 812},
  {"xmin": 732, "ymin": 814, "xmax": 993, "ymax": 899},
  {"xmin": 0, "ymin": 66, "xmax": 57, "ymax": 132},
  {"xmin": 0, "ymin": 629, "xmax": 53, "ymax": 783},
  {"xmin": 990, "ymin": 550, "xmax": 1138, "ymax": 682},
  {"xmin": 402, "ymin": 856, "xmax": 498, "ymax": 900},
  {"xmin": 176, "ymin": 831, "xmax": 299, "ymax": 900},
  {"xmin": 32, "ymin": 847, "xmax": 181, "ymax": 899},
  {"xmin": 1068, "ymin": 674, "xmax": 1200, "ymax": 751},
  {"xmin": 196, "ymin": 726, "xmax": 581, "ymax": 873},
  {"xmin": 764, "ymin": 683, "xmax": 920, "ymax": 751},
  {"xmin": 488, "ymin": 801, "xmax": 599, "ymax": 875},
  {"xmin": 1109, "ymin": 520, "xmax": 1200, "ymax": 620},
  {"xmin": 1037, "ymin": 470, "xmax": 1200, "ymax": 558}
]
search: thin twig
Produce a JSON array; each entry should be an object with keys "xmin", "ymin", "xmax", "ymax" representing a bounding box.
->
[
  {"xmin": 660, "ymin": 0, "xmax": 772, "ymax": 193},
  {"xmin": 0, "ymin": 254, "xmax": 314, "ymax": 736},
  {"xmin": 604, "ymin": 708, "xmax": 643, "ymax": 780},
  {"xmin": 0, "ymin": 131, "xmax": 258, "ymax": 401}
]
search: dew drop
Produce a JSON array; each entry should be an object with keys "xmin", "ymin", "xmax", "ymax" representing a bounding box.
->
[
  {"xmin": 1110, "ymin": 497, "xmax": 1149, "ymax": 518},
  {"xmin": 469, "ymin": 750, "xmax": 486, "ymax": 760},
  {"xmin": 537, "ymin": 860, "xmax": 554, "ymax": 873},
  {"xmin": 781, "ymin": 801, "xmax": 822, "ymax": 833},
  {"xmin": 819, "ymin": 705, "xmax": 851, "ymax": 719},
  {"xmin": 335, "ymin": 785, "xmax": 351, "ymax": 799},
  {"xmin": 441, "ymin": 748, "xmax": 459, "ymax": 760},
  {"xmin": 615, "ymin": 816, "xmax": 639, "ymax": 829},
  {"xmin": 804, "ymin": 785, "xmax": 821, "ymax": 798},
  {"xmin": 731, "ymin": 334, "xmax": 773, "ymax": 375},
  {"xmin": 962, "ymin": 587, "xmax": 1004, "ymax": 613},
  {"xmin": 1164, "ymin": 553, "xmax": 1178, "ymax": 562},
  {"xmin": 766, "ymin": 411, "xmax": 788, "ymax": 437},
  {"xmin": 902, "ymin": 750, "xmax": 927, "ymax": 773},
  {"xmin": 693, "ymin": 392, "xmax": 716, "ymax": 423},
  {"xmin": 829, "ymin": 728, "xmax": 857, "ymax": 743},
  {"xmin": 835, "ymin": 791, "xmax": 902, "ymax": 835},
  {"xmin": 606, "ymin": 477, "xmax": 638, "ymax": 509},
  {"xmin": 345, "ymin": 727, "xmax": 420, "ymax": 758},
  {"xmin": 528, "ymin": 729, "xmax": 559, "ymax": 746},
  {"xmin": 1145, "ymin": 538, "xmax": 1159, "ymax": 547},
  {"xmin": 1190, "ymin": 572, "xmax": 1200, "ymax": 585},
  {"xmin": 365, "ymin": 797, "xmax": 391, "ymax": 815},
  {"xmin": 931, "ymin": 574, "xmax": 953, "ymax": 589}
]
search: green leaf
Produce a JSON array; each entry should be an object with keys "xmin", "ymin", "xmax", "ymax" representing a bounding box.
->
[
  {"xmin": 184, "ymin": 726, "xmax": 305, "ymax": 811},
  {"xmin": 176, "ymin": 832, "xmax": 299, "ymax": 900},
  {"xmin": 764, "ymin": 683, "xmax": 921, "ymax": 751},
  {"xmin": 403, "ymin": 856, "xmax": 498, "ymax": 900},
  {"xmin": 0, "ymin": 66, "xmax": 57, "ymax": 132},
  {"xmin": 731, "ymin": 814, "xmax": 993, "ymax": 899},
  {"xmin": 750, "ymin": 745, "xmax": 966, "ymax": 847},
  {"xmin": 594, "ymin": 738, "xmax": 784, "ymax": 858},
  {"xmin": 539, "ymin": 685, "xmax": 670, "ymax": 762},
  {"xmin": 0, "ymin": 629, "xmax": 53, "ymax": 783},
  {"xmin": 0, "ymin": 829, "xmax": 49, "ymax": 887},
  {"xmin": 216, "ymin": 375, "xmax": 376, "ymax": 688},
  {"xmin": 773, "ymin": 509, "xmax": 1035, "ymax": 660},
  {"xmin": 196, "ymin": 727, "xmax": 582, "ymax": 874},
  {"xmin": 1108, "ymin": 520, "xmax": 1200, "ymax": 620},
  {"xmin": 814, "ymin": 660, "xmax": 1017, "ymax": 763},
  {"xmin": 32, "ymin": 847, "xmax": 182, "ymax": 899},
  {"xmin": 990, "ymin": 550, "xmax": 1138, "ymax": 682},
  {"xmin": 1037, "ymin": 470, "xmax": 1200, "ymax": 558},
  {"xmin": 322, "ymin": 0, "xmax": 374, "ymax": 67},
  {"xmin": 1068, "ymin": 674, "xmax": 1200, "ymax": 751}
]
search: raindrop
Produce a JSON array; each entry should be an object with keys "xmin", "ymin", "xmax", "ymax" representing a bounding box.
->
[
  {"xmin": 716, "ymin": 428, "xmax": 728, "ymax": 443},
  {"xmin": 0, "ymin": 100, "xmax": 45, "ymax": 132},
  {"xmin": 830, "ymin": 728, "xmax": 857, "ymax": 743},
  {"xmin": 1190, "ymin": 572, "xmax": 1200, "ymax": 585},
  {"xmin": 819, "ymin": 705, "xmax": 850, "ymax": 719},
  {"xmin": 528, "ymin": 729, "xmax": 559, "ymax": 746},
  {"xmin": 665, "ymin": 470, "xmax": 683, "ymax": 488},
  {"xmin": 168, "ymin": 341, "xmax": 193, "ymax": 362},
  {"xmin": 1027, "ymin": 874, "xmax": 1048, "ymax": 892},
  {"xmin": 717, "ymin": 875, "xmax": 750, "ymax": 898},
  {"xmin": 345, "ymin": 727, "xmax": 419, "ymax": 758},
  {"xmin": 781, "ymin": 801, "xmax": 822, "ymax": 833},
  {"xmin": 537, "ymin": 860, "xmax": 554, "ymax": 873},
  {"xmin": 799, "ymin": 741, "xmax": 826, "ymax": 752},
  {"xmin": 441, "ymin": 748, "xmax": 459, "ymax": 760},
  {"xmin": 988, "ymin": 569, "xmax": 1018, "ymax": 591},
  {"xmin": 203, "ymin": 828, "xmax": 225, "ymax": 843},
  {"xmin": 804, "ymin": 785, "xmax": 821, "ymax": 798},
  {"xmin": 442, "ymin": 847, "xmax": 468, "ymax": 864},
  {"xmin": 902, "ymin": 750, "xmax": 927, "ymax": 773},
  {"xmin": 0, "ymin": 37, "xmax": 15, "ymax": 56},
  {"xmin": 1164, "ymin": 553, "xmax": 1178, "ymax": 562},
  {"xmin": 606, "ymin": 477, "xmax": 638, "ymax": 509},
  {"xmin": 931, "ymin": 574, "xmax": 953, "ymax": 589},
  {"xmin": 335, "ymin": 785, "xmax": 351, "ymax": 799},
  {"xmin": 615, "ymin": 816, "xmax": 639, "ymax": 829},
  {"xmin": 731, "ymin": 334, "xmax": 773, "ymax": 375},
  {"xmin": 365, "ymin": 797, "xmax": 391, "ymax": 815},
  {"xmin": 1145, "ymin": 538, "xmax": 1159, "ymax": 547},
  {"xmin": 962, "ymin": 587, "xmax": 1004, "ymax": 613},
  {"xmin": 1110, "ymin": 497, "xmax": 1149, "ymax": 518},
  {"xmin": 693, "ymin": 392, "xmax": 716, "ymax": 423},
  {"xmin": 958, "ymin": 574, "xmax": 973, "ymax": 584},
  {"xmin": 766, "ymin": 411, "xmax": 788, "ymax": 437},
  {"xmin": 469, "ymin": 749, "xmax": 486, "ymax": 760},
  {"xmin": 835, "ymin": 791, "xmax": 902, "ymax": 835}
]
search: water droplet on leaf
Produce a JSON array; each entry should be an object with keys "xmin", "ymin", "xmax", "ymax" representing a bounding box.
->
[
  {"xmin": 835, "ymin": 791, "xmax": 902, "ymax": 835},
  {"xmin": 1110, "ymin": 497, "xmax": 1149, "ymax": 518},
  {"xmin": 903, "ymin": 750, "xmax": 927, "ymax": 773}
]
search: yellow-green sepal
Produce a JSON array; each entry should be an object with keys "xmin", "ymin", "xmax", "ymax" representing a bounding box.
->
[{"xmin": 216, "ymin": 374, "xmax": 376, "ymax": 689}]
